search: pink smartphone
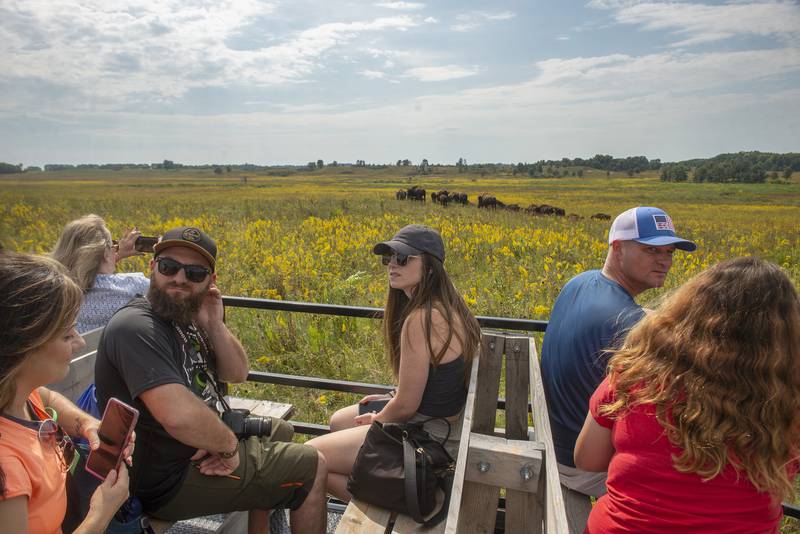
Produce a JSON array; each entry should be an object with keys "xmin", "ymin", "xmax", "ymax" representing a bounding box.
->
[{"xmin": 85, "ymin": 397, "xmax": 138, "ymax": 481}]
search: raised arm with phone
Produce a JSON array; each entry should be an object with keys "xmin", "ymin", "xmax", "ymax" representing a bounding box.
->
[{"xmin": 52, "ymin": 214, "xmax": 151, "ymax": 333}]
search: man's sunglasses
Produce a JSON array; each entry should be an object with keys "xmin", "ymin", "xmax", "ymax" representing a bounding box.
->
[
  {"xmin": 381, "ymin": 253, "xmax": 419, "ymax": 267},
  {"xmin": 155, "ymin": 257, "xmax": 211, "ymax": 283},
  {"xmin": 39, "ymin": 418, "xmax": 78, "ymax": 473}
]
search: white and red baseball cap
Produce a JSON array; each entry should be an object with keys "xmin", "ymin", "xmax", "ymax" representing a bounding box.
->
[{"xmin": 608, "ymin": 207, "xmax": 696, "ymax": 251}]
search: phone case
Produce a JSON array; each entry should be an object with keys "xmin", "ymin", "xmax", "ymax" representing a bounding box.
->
[
  {"xmin": 85, "ymin": 397, "xmax": 139, "ymax": 481},
  {"xmin": 358, "ymin": 399, "xmax": 390, "ymax": 415}
]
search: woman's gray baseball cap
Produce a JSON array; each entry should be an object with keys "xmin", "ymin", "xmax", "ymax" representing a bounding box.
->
[{"xmin": 373, "ymin": 224, "xmax": 445, "ymax": 262}]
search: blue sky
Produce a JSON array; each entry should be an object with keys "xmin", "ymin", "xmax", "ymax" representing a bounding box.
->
[{"xmin": 1, "ymin": 0, "xmax": 798, "ymax": 167}]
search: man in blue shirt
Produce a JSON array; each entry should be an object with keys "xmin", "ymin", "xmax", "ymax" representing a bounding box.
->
[{"xmin": 541, "ymin": 206, "xmax": 696, "ymax": 497}]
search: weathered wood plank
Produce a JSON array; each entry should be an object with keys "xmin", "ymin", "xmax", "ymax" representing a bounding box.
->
[
  {"xmin": 450, "ymin": 333, "xmax": 505, "ymax": 534},
  {"xmin": 391, "ymin": 489, "xmax": 446, "ymax": 533},
  {"xmin": 527, "ymin": 337, "xmax": 570, "ymax": 534},
  {"xmin": 48, "ymin": 350, "xmax": 97, "ymax": 402},
  {"xmin": 454, "ymin": 481, "xmax": 500, "ymax": 534},
  {"xmin": 442, "ymin": 343, "xmax": 482, "ymax": 534},
  {"xmin": 504, "ymin": 336, "xmax": 530, "ymax": 440},
  {"xmin": 504, "ymin": 335, "xmax": 537, "ymax": 533},
  {"xmin": 228, "ymin": 396, "xmax": 294, "ymax": 421},
  {"xmin": 471, "ymin": 333, "xmax": 505, "ymax": 434},
  {"xmin": 335, "ymin": 499, "xmax": 393, "ymax": 534},
  {"xmin": 464, "ymin": 433, "xmax": 543, "ymax": 492}
]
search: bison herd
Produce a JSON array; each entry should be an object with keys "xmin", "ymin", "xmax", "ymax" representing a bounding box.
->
[{"xmin": 394, "ymin": 187, "xmax": 610, "ymax": 221}]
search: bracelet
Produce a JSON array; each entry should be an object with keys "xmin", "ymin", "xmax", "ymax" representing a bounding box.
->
[{"xmin": 218, "ymin": 440, "xmax": 240, "ymax": 459}]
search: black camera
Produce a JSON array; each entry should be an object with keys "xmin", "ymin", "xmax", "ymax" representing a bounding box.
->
[{"xmin": 221, "ymin": 408, "xmax": 272, "ymax": 439}]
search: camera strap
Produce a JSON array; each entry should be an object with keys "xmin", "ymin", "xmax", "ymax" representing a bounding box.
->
[{"xmin": 172, "ymin": 322, "xmax": 232, "ymax": 412}]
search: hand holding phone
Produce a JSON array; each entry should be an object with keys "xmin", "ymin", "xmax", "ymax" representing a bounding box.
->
[
  {"xmin": 358, "ymin": 399, "xmax": 390, "ymax": 415},
  {"xmin": 86, "ymin": 398, "xmax": 139, "ymax": 481},
  {"xmin": 134, "ymin": 236, "xmax": 159, "ymax": 253}
]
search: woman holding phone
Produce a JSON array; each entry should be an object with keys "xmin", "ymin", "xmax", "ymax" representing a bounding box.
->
[
  {"xmin": 52, "ymin": 214, "xmax": 150, "ymax": 333},
  {"xmin": 0, "ymin": 251, "xmax": 132, "ymax": 533},
  {"xmin": 307, "ymin": 224, "xmax": 481, "ymax": 501},
  {"xmin": 574, "ymin": 257, "xmax": 800, "ymax": 533}
]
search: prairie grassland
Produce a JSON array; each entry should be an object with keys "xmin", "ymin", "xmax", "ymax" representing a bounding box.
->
[{"xmin": 3, "ymin": 167, "xmax": 800, "ymax": 519}]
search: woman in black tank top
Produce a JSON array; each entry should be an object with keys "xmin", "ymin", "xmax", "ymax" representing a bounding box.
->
[{"xmin": 307, "ymin": 224, "xmax": 481, "ymax": 502}]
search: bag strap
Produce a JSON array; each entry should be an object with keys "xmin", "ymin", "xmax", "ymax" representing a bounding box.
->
[{"xmin": 403, "ymin": 435, "xmax": 427, "ymax": 523}]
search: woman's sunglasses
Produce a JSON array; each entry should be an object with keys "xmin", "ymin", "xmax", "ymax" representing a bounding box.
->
[
  {"xmin": 381, "ymin": 253, "xmax": 419, "ymax": 267},
  {"xmin": 155, "ymin": 257, "xmax": 211, "ymax": 283},
  {"xmin": 38, "ymin": 418, "xmax": 78, "ymax": 473}
]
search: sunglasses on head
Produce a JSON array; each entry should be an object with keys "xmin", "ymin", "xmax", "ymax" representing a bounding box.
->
[
  {"xmin": 381, "ymin": 253, "xmax": 419, "ymax": 266},
  {"xmin": 155, "ymin": 256, "xmax": 211, "ymax": 283},
  {"xmin": 38, "ymin": 418, "xmax": 78, "ymax": 473}
]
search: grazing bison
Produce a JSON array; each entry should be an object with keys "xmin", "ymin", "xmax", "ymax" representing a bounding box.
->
[
  {"xmin": 505, "ymin": 203, "xmax": 521, "ymax": 212},
  {"xmin": 591, "ymin": 213, "xmax": 611, "ymax": 220},
  {"xmin": 451, "ymin": 192, "xmax": 468, "ymax": 205},
  {"xmin": 407, "ymin": 186, "xmax": 426, "ymax": 201},
  {"xmin": 525, "ymin": 204, "xmax": 566, "ymax": 216},
  {"xmin": 434, "ymin": 190, "xmax": 450, "ymax": 206},
  {"xmin": 478, "ymin": 194, "xmax": 498, "ymax": 209},
  {"xmin": 395, "ymin": 190, "xmax": 407, "ymax": 200}
]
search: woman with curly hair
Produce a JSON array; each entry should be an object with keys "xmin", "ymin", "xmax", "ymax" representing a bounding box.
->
[{"xmin": 575, "ymin": 257, "xmax": 800, "ymax": 533}]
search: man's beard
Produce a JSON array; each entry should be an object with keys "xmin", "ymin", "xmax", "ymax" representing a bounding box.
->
[{"xmin": 148, "ymin": 274, "xmax": 209, "ymax": 326}]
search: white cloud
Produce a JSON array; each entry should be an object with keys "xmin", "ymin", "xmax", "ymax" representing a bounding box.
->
[
  {"xmin": 404, "ymin": 65, "xmax": 479, "ymax": 81},
  {"xmin": 556, "ymin": 36, "xmax": 570, "ymax": 41},
  {"xmin": 596, "ymin": 1, "xmax": 800, "ymax": 47},
  {"xmin": 0, "ymin": 1, "xmax": 420, "ymax": 107},
  {"xmin": 360, "ymin": 69, "xmax": 387, "ymax": 79},
  {"xmin": 424, "ymin": 16, "xmax": 438, "ymax": 23},
  {"xmin": 374, "ymin": 1, "xmax": 425, "ymax": 10},
  {"xmin": 451, "ymin": 10, "xmax": 515, "ymax": 32}
]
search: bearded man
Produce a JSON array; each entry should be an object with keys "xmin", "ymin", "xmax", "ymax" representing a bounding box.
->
[{"xmin": 95, "ymin": 227, "xmax": 327, "ymax": 533}]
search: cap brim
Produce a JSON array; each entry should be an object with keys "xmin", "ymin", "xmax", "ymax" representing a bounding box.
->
[
  {"xmin": 373, "ymin": 240, "xmax": 422, "ymax": 257},
  {"xmin": 154, "ymin": 241, "xmax": 216, "ymax": 270},
  {"xmin": 634, "ymin": 236, "xmax": 697, "ymax": 252}
]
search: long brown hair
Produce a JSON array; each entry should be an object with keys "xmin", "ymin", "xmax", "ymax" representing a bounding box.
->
[
  {"xmin": 0, "ymin": 251, "xmax": 82, "ymax": 497},
  {"xmin": 382, "ymin": 253, "xmax": 481, "ymax": 384},
  {"xmin": 601, "ymin": 257, "xmax": 800, "ymax": 501},
  {"xmin": 51, "ymin": 214, "xmax": 112, "ymax": 291}
]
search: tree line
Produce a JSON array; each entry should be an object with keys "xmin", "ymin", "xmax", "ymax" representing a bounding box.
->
[{"xmin": 660, "ymin": 152, "xmax": 799, "ymax": 183}]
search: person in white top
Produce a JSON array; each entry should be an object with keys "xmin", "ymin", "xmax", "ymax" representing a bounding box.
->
[{"xmin": 51, "ymin": 214, "xmax": 150, "ymax": 333}]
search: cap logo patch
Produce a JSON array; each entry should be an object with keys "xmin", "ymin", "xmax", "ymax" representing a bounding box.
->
[
  {"xmin": 182, "ymin": 228, "xmax": 202, "ymax": 242},
  {"xmin": 652, "ymin": 214, "xmax": 674, "ymax": 232}
]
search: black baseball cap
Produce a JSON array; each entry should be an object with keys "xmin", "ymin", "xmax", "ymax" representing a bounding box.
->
[
  {"xmin": 373, "ymin": 224, "xmax": 445, "ymax": 262},
  {"xmin": 153, "ymin": 226, "xmax": 217, "ymax": 271}
]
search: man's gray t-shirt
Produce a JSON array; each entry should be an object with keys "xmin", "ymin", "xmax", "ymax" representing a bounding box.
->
[
  {"xmin": 541, "ymin": 270, "xmax": 644, "ymax": 467},
  {"xmin": 95, "ymin": 297, "xmax": 223, "ymax": 512}
]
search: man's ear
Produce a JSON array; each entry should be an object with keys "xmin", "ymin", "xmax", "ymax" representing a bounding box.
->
[{"xmin": 211, "ymin": 272, "xmax": 218, "ymax": 285}]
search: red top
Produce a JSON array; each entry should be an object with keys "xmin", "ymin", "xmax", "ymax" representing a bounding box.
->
[{"xmin": 586, "ymin": 377, "xmax": 793, "ymax": 534}]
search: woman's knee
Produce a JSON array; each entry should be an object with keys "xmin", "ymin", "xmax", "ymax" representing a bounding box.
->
[{"xmin": 329, "ymin": 404, "xmax": 358, "ymax": 432}]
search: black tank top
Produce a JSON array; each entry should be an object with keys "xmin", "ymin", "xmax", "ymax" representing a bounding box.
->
[{"xmin": 417, "ymin": 356, "xmax": 467, "ymax": 417}]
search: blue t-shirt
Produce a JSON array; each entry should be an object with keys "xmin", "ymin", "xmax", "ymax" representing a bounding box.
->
[{"xmin": 541, "ymin": 270, "xmax": 644, "ymax": 467}]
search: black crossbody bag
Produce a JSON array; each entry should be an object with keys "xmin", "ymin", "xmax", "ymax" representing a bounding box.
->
[{"xmin": 346, "ymin": 419, "xmax": 455, "ymax": 526}]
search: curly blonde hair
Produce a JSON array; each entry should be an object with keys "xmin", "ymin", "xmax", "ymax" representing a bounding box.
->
[{"xmin": 600, "ymin": 257, "xmax": 800, "ymax": 501}]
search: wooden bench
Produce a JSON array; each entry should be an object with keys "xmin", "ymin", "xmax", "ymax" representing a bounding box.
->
[{"xmin": 335, "ymin": 331, "xmax": 570, "ymax": 533}]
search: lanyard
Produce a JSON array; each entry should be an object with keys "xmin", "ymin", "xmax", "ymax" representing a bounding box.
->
[{"xmin": 172, "ymin": 322, "xmax": 231, "ymax": 412}]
